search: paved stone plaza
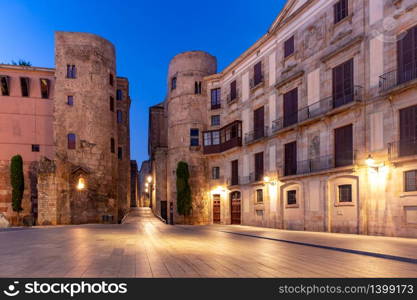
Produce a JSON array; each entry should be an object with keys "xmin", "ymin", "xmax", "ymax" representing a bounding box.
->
[{"xmin": 0, "ymin": 208, "xmax": 417, "ymax": 278}]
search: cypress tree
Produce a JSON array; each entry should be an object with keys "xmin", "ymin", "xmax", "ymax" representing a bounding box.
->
[
  {"xmin": 176, "ymin": 161, "xmax": 192, "ymax": 217},
  {"xmin": 10, "ymin": 155, "xmax": 24, "ymax": 214}
]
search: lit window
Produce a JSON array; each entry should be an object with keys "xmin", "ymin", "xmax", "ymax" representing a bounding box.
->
[
  {"xmin": 256, "ymin": 189, "xmax": 263, "ymax": 203},
  {"xmin": 405, "ymin": 170, "xmax": 417, "ymax": 192},
  {"xmin": 339, "ymin": 185, "xmax": 352, "ymax": 202},
  {"xmin": 67, "ymin": 133, "xmax": 76, "ymax": 149},
  {"xmin": 40, "ymin": 79, "xmax": 50, "ymax": 99},
  {"xmin": 31, "ymin": 144, "xmax": 40, "ymax": 152},
  {"xmin": 20, "ymin": 77, "xmax": 30, "ymax": 97},
  {"xmin": 287, "ymin": 190, "xmax": 297, "ymax": 205},
  {"xmin": 67, "ymin": 95, "xmax": 74, "ymax": 106},
  {"xmin": 190, "ymin": 128, "xmax": 199, "ymax": 146}
]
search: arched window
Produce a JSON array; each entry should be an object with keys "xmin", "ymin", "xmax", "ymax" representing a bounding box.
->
[{"xmin": 68, "ymin": 133, "xmax": 76, "ymax": 149}]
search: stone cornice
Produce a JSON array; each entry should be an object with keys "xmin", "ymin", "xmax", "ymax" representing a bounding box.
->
[
  {"xmin": 274, "ymin": 70, "xmax": 305, "ymax": 90},
  {"xmin": 320, "ymin": 35, "xmax": 364, "ymax": 63}
]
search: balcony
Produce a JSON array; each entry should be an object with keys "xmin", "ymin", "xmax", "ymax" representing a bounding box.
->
[
  {"xmin": 203, "ymin": 121, "xmax": 242, "ymax": 155},
  {"xmin": 227, "ymin": 176, "xmax": 240, "ymax": 186},
  {"xmin": 272, "ymin": 86, "xmax": 363, "ymax": 134},
  {"xmin": 283, "ymin": 152, "xmax": 356, "ymax": 177},
  {"xmin": 379, "ymin": 62, "xmax": 417, "ymax": 92},
  {"xmin": 388, "ymin": 139, "xmax": 417, "ymax": 161},
  {"xmin": 240, "ymin": 172, "xmax": 264, "ymax": 185},
  {"xmin": 244, "ymin": 126, "xmax": 269, "ymax": 145}
]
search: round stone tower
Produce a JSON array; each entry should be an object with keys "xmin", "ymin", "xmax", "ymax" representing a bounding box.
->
[
  {"xmin": 166, "ymin": 51, "xmax": 217, "ymax": 224},
  {"xmin": 54, "ymin": 32, "xmax": 118, "ymax": 224}
]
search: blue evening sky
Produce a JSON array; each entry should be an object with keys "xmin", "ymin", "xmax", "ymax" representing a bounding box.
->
[{"xmin": 0, "ymin": 0, "xmax": 286, "ymax": 164}]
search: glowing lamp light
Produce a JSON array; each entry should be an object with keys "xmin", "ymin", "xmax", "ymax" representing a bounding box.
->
[
  {"xmin": 147, "ymin": 176, "xmax": 153, "ymax": 183},
  {"xmin": 145, "ymin": 182, "xmax": 149, "ymax": 187},
  {"xmin": 76, "ymin": 177, "xmax": 85, "ymax": 190},
  {"xmin": 365, "ymin": 154, "xmax": 376, "ymax": 167},
  {"xmin": 263, "ymin": 176, "xmax": 270, "ymax": 183},
  {"xmin": 145, "ymin": 188, "xmax": 149, "ymax": 193}
]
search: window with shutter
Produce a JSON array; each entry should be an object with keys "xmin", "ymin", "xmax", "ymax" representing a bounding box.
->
[
  {"xmin": 254, "ymin": 106, "xmax": 265, "ymax": 140},
  {"xmin": 397, "ymin": 25, "xmax": 417, "ymax": 84},
  {"xmin": 283, "ymin": 88, "xmax": 298, "ymax": 127},
  {"xmin": 255, "ymin": 152, "xmax": 264, "ymax": 181},
  {"xmin": 230, "ymin": 80, "xmax": 237, "ymax": 101},
  {"xmin": 284, "ymin": 36, "xmax": 295, "ymax": 58},
  {"xmin": 254, "ymin": 62, "xmax": 263, "ymax": 86},
  {"xmin": 231, "ymin": 160, "xmax": 239, "ymax": 185},
  {"xmin": 284, "ymin": 141, "xmax": 297, "ymax": 176},
  {"xmin": 334, "ymin": 0, "xmax": 348, "ymax": 24},
  {"xmin": 334, "ymin": 124, "xmax": 353, "ymax": 167},
  {"xmin": 332, "ymin": 59, "xmax": 353, "ymax": 108},
  {"xmin": 399, "ymin": 105, "xmax": 417, "ymax": 157}
]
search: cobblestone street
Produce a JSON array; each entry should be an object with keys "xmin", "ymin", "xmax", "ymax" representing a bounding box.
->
[{"xmin": 1, "ymin": 208, "xmax": 417, "ymax": 278}]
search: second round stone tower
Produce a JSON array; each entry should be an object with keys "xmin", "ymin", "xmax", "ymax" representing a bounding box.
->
[{"xmin": 166, "ymin": 51, "xmax": 217, "ymax": 224}]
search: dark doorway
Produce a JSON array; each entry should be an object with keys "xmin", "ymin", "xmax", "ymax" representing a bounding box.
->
[
  {"xmin": 161, "ymin": 201, "xmax": 167, "ymax": 222},
  {"xmin": 213, "ymin": 194, "xmax": 221, "ymax": 224},
  {"xmin": 230, "ymin": 191, "xmax": 241, "ymax": 225}
]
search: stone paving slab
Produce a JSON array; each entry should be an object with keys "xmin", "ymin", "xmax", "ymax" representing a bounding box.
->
[{"xmin": 0, "ymin": 208, "xmax": 416, "ymax": 278}]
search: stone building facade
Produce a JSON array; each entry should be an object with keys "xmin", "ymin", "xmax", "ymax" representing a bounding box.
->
[
  {"xmin": 150, "ymin": 0, "xmax": 417, "ymax": 237},
  {"xmin": 0, "ymin": 32, "xmax": 131, "ymax": 225}
]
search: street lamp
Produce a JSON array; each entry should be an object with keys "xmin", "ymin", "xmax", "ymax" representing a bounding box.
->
[{"xmin": 147, "ymin": 176, "xmax": 152, "ymax": 183}]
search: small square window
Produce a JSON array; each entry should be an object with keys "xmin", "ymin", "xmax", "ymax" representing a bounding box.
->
[
  {"xmin": 32, "ymin": 144, "xmax": 40, "ymax": 152},
  {"xmin": 339, "ymin": 184, "xmax": 352, "ymax": 202},
  {"xmin": 67, "ymin": 96, "xmax": 74, "ymax": 106},
  {"xmin": 287, "ymin": 190, "xmax": 297, "ymax": 205},
  {"xmin": 212, "ymin": 167, "xmax": 220, "ymax": 179},
  {"xmin": 211, "ymin": 115, "xmax": 220, "ymax": 126},
  {"xmin": 256, "ymin": 189, "xmax": 263, "ymax": 203},
  {"xmin": 405, "ymin": 170, "xmax": 417, "ymax": 192}
]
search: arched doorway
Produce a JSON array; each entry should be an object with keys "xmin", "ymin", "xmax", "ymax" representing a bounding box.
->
[{"xmin": 230, "ymin": 191, "xmax": 241, "ymax": 225}]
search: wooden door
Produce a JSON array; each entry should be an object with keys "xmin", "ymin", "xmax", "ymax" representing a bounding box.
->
[
  {"xmin": 284, "ymin": 141, "xmax": 297, "ymax": 176},
  {"xmin": 335, "ymin": 124, "xmax": 353, "ymax": 167},
  {"xmin": 213, "ymin": 194, "xmax": 221, "ymax": 224},
  {"xmin": 230, "ymin": 191, "xmax": 241, "ymax": 225}
]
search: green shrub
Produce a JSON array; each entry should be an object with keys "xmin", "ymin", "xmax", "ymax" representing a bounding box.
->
[
  {"xmin": 10, "ymin": 155, "xmax": 24, "ymax": 213},
  {"xmin": 176, "ymin": 161, "xmax": 192, "ymax": 216}
]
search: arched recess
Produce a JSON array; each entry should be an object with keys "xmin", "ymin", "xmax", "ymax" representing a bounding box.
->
[
  {"xmin": 327, "ymin": 175, "xmax": 359, "ymax": 234},
  {"xmin": 280, "ymin": 181, "xmax": 304, "ymax": 230}
]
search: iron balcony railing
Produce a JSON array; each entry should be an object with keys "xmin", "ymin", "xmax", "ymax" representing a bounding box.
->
[
  {"xmin": 272, "ymin": 86, "xmax": 363, "ymax": 134},
  {"xmin": 379, "ymin": 62, "xmax": 417, "ymax": 92},
  {"xmin": 240, "ymin": 172, "xmax": 264, "ymax": 184},
  {"xmin": 283, "ymin": 152, "xmax": 356, "ymax": 177},
  {"xmin": 227, "ymin": 176, "xmax": 240, "ymax": 186},
  {"xmin": 226, "ymin": 93, "xmax": 238, "ymax": 104},
  {"xmin": 388, "ymin": 138, "xmax": 417, "ymax": 160},
  {"xmin": 244, "ymin": 126, "xmax": 269, "ymax": 145}
]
